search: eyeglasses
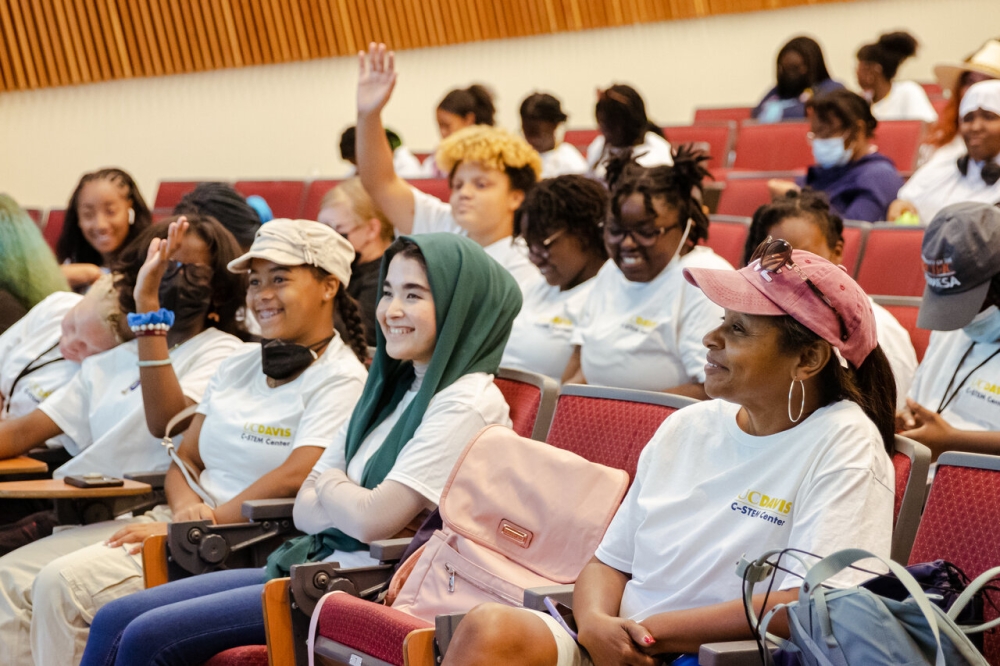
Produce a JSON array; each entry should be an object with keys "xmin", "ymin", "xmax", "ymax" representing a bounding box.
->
[
  {"xmin": 526, "ymin": 228, "xmax": 567, "ymax": 259},
  {"xmin": 163, "ymin": 260, "xmax": 214, "ymax": 287},
  {"xmin": 602, "ymin": 220, "xmax": 680, "ymax": 247},
  {"xmin": 748, "ymin": 237, "xmax": 849, "ymax": 342}
]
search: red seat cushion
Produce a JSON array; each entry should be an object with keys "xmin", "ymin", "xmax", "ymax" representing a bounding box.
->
[
  {"xmin": 563, "ymin": 129, "xmax": 600, "ymax": 153},
  {"xmin": 202, "ymin": 645, "xmax": 268, "ymax": 666},
  {"xmin": 705, "ymin": 219, "xmax": 750, "ymax": 266},
  {"xmin": 879, "ymin": 303, "xmax": 930, "ymax": 362},
  {"xmin": 234, "ymin": 181, "xmax": 307, "ymax": 219},
  {"xmin": 909, "ymin": 464, "xmax": 1000, "ymax": 664},
  {"xmin": 891, "ymin": 451, "xmax": 911, "ymax": 527},
  {"xmin": 545, "ymin": 396, "xmax": 677, "ymax": 481},
  {"xmin": 694, "ymin": 107, "xmax": 753, "ymax": 124},
  {"xmin": 317, "ymin": 593, "xmax": 431, "ymax": 666},
  {"xmin": 494, "ymin": 378, "xmax": 541, "ymax": 439},
  {"xmin": 733, "ymin": 123, "xmax": 812, "ymax": 171},
  {"xmin": 855, "ymin": 227, "xmax": 925, "ymax": 297},
  {"xmin": 715, "ymin": 179, "xmax": 773, "ymax": 218},
  {"xmin": 301, "ymin": 180, "xmax": 342, "ymax": 221},
  {"xmin": 662, "ymin": 123, "xmax": 734, "ymax": 170},
  {"xmin": 154, "ymin": 181, "xmax": 203, "ymax": 210}
]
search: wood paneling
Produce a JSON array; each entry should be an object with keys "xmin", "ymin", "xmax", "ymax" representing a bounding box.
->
[{"xmin": 0, "ymin": 0, "xmax": 854, "ymax": 92}]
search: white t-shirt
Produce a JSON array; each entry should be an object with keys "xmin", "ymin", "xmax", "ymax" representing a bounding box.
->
[
  {"xmin": 597, "ymin": 399, "xmax": 894, "ymax": 621},
  {"xmin": 0, "ymin": 292, "xmax": 81, "ymax": 449},
  {"xmin": 908, "ymin": 329, "xmax": 1000, "ymax": 431},
  {"xmin": 573, "ymin": 248, "xmax": 732, "ymax": 391},
  {"xmin": 871, "ymin": 299, "xmax": 918, "ymax": 411},
  {"xmin": 410, "ymin": 187, "xmax": 543, "ymax": 290},
  {"xmin": 311, "ymin": 372, "xmax": 512, "ymax": 567},
  {"xmin": 540, "ymin": 143, "xmax": 588, "ymax": 179},
  {"xmin": 586, "ymin": 131, "xmax": 674, "ymax": 179},
  {"xmin": 41, "ymin": 328, "xmax": 244, "ymax": 478},
  {"xmin": 195, "ymin": 337, "xmax": 367, "ymax": 505},
  {"xmin": 897, "ymin": 150, "xmax": 1000, "ymax": 223},
  {"xmin": 501, "ymin": 273, "xmax": 599, "ymax": 379},
  {"xmin": 871, "ymin": 81, "xmax": 938, "ymax": 124}
]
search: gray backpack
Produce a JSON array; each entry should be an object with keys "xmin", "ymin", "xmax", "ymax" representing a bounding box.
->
[{"xmin": 741, "ymin": 548, "xmax": 997, "ymax": 666}]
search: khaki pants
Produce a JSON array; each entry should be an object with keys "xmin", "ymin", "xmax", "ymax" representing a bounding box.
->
[{"xmin": 0, "ymin": 505, "xmax": 171, "ymax": 666}]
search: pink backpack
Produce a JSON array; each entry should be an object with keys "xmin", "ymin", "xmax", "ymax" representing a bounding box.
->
[{"xmin": 386, "ymin": 424, "xmax": 629, "ymax": 621}]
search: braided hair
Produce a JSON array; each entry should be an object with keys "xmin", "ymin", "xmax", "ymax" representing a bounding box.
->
[
  {"xmin": 517, "ymin": 175, "xmax": 608, "ymax": 259},
  {"xmin": 605, "ymin": 145, "xmax": 712, "ymax": 247},
  {"xmin": 335, "ymin": 283, "xmax": 369, "ymax": 363},
  {"xmin": 742, "ymin": 190, "xmax": 843, "ymax": 266},
  {"xmin": 58, "ymin": 168, "xmax": 152, "ymax": 266}
]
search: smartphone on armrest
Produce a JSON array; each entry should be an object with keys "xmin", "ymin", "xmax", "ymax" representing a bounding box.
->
[
  {"xmin": 64, "ymin": 474, "xmax": 124, "ymax": 489},
  {"xmin": 544, "ymin": 596, "xmax": 578, "ymax": 640}
]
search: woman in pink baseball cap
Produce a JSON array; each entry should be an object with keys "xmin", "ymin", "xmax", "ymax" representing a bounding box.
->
[{"xmin": 443, "ymin": 238, "xmax": 897, "ymax": 666}]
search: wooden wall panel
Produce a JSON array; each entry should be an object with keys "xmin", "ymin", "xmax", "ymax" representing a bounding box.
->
[{"xmin": 0, "ymin": 0, "xmax": 856, "ymax": 91}]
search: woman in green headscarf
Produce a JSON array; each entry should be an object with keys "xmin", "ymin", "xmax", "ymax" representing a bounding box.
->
[{"xmin": 80, "ymin": 233, "xmax": 522, "ymax": 666}]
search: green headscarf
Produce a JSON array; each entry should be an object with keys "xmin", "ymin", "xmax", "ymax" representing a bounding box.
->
[{"xmin": 265, "ymin": 233, "xmax": 522, "ymax": 578}]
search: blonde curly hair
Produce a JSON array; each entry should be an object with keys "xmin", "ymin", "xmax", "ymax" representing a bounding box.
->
[{"xmin": 435, "ymin": 125, "xmax": 542, "ymax": 185}]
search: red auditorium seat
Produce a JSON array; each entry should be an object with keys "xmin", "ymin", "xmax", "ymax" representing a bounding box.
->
[
  {"xmin": 714, "ymin": 178, "xmax": 773, "ymax": 217},
  {"xmin": 233, "ymin": 180, "xmax": 307, "ymax": 219},
  {"xmin": 872, "ymin": 120, "xmax": 925, "ymax": 173},
  {"xmin": 202, "ymin": 646, "xmax": 268, "ymax": 666},
  {"xmin": 919, "ymin": 82, "xmax": 944, "ymax": 99},
  {"xmin": 732, "ymin": 122, "xmax": 812, "ymax": 171},
  {"xmin": 153, "ymin": 181, "xmax": 204, "ymax": 210},
  {"xmin": 301, "ymin": 179, "xmax": 342, "ymax": 221},
  {"xmin": 932, "ymin": 97, "xmax": 949, "ymax": 115},
  {"xmin": 694, "ymin": 106, "xmax": 753, "ymax": 124},
  {"xmin": 563, "ymin": 128, "xmax": 601, "ymax": 153},
  {"xmin": 854, "ymin": 225, "xmax": 925, "ymax": 297},
  {"xmin": 872, "ymin": 296, "xmax": 930, "ymax": 361},
  {"xmin": 840, "ymin": 220, "xmax": 871, "ymax": 277},
  {"xmin": 408, "ymin": 179, "xmax": 451, "ymax": 203},
  {"xmin": 494, "ymin": 368, "xmax": 558, "ymax": 441},
  {"xmin": 908, "ymin": 452, "xmax": 1000, "ymax": 665},
  {"xmin": 43, "ymin": 209, "xmax": 65, "ymax": 251},
  {"xmin": 544, "ymin": 385, "xmax": 694, "ymax": 482},
  {"xmin": 25, "ymin": 208, "xmax": 43, "ymax": 227},
  {"xmin": 662, "ymin": 122, "xmax": 736, "ymax": 169},
  {"xmin": 706, "ymin": 215, "xmax": 751, "ymax": 267}
]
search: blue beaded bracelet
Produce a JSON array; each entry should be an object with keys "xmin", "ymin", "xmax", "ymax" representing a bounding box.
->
[{"xmin": 126, "ymin": 308, "xmax": 175, "ymax": 331}]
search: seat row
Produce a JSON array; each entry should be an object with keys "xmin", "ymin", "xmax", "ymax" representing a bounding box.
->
[
  {"xmin": 142, "ymin": 367, "xmax": 934, "ymax": 666},
  {"xmin": 564, "ymin": 118, "xmax": 927, "ymax": 174}
]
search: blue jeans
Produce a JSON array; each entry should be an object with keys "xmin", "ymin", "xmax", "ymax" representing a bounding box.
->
[{"xmin": 79, "ymin": 567, "xmax": 266, "ymax": 666}]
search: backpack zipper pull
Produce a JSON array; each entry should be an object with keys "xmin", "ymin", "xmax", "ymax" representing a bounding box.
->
[{"xmin": 446, "ymin": 564, "xmax": 456, "ymax": 593}]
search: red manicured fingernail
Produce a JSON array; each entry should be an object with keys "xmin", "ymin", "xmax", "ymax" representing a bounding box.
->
[{"xmin": 644, "ymin": 636, "xmax": 654, "ymax": 645}]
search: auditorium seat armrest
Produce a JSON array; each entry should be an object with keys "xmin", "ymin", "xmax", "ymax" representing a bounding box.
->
[
  {"xmin": 523, "ymin": 584, "xmax": 574, "ymax": 610},
  {"xmin": 369, "ymin": 537, "xmax": 413, "ymax": 563},
  {"xmin": 124, "ymin": 472, "xmax": 167, "ymax": 488},
  {"xmin": 698, "ymin": 640, "xmax": 775, "ymax": 665},
  {"xmin": 242, "ymin": 498, "xmax": 296, "ymax": 521}
]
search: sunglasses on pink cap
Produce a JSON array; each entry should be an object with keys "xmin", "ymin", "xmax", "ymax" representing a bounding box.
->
[{"xmin": 748, "ymin": 237, "xmax": 850, "ymax": 342}]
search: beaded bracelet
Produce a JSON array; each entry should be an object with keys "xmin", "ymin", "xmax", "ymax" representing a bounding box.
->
[{"xmin": 127, "ymin": 309, "xmax": 175, "ymax": 336}]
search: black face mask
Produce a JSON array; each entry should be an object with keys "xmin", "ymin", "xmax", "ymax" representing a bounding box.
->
[
  {"xmin": 158, "ymin": 262, "xmax": 215, "ymax": 333},
  {"xmin": 261, "ymin": 337, "xmax": 333, "ymax": 380},
  {"xmin": 777, "ymin": 72, "xmax": 810, "ymax": 99}
]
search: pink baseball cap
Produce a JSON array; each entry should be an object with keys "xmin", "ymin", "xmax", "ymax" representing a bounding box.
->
[{"xmin": 683, "ymin": 249, "xmax": 878, "ymax": 368}]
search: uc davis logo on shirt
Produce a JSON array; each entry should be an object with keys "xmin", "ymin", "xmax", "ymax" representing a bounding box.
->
[
  {"xmin": 242, "ymin": 422, "xmax": 293, "ymax": 446},
  {"xmin": 622, "ymin": 315, "xmax": 657, "ymax": 333},
  {"xmin": 731, "ymin": 489, "xmax": 792, "ymax": 527}
]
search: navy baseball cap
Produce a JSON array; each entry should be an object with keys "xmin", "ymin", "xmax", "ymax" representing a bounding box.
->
[{"xmin": 917, "ymin": 203, "xmax": 1000, "ymax": 331}]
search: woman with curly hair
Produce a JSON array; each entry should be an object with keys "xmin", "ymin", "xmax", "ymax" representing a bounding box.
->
[
  {"xmin": 563, "ymin": 147, "xmax": 732, "ymax": 398},
  {"xmin": 355, "ymin": 43, "xmax": 543, "ymax": 290}
]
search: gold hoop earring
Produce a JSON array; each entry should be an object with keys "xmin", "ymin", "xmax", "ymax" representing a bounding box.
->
[{"xmin": 788, "ymin": 379, "xmax": 805, "ymax": 423}]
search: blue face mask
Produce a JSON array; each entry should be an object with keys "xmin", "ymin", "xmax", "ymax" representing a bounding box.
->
[
  {"xmin": 963, "ymin": 305, "xmax": 1000, "ymax": 343},
  {"xmin": 811, "ymin": 136, "xmax": 852, "ymax": 169}
]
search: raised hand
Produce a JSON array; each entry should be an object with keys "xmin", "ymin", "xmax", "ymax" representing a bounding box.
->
[
  {"xmin": 134, "ymin": 217, "xmax": 189, "ymax": 313},
  {"xmin": 357, "ymin": 42, "xmax": 397, "ymax": 117}
]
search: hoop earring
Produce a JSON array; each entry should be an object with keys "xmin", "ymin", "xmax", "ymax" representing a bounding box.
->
[
  {"xmin": 128, "ymin": 208, "xmax": 135, "ymax": 225},
  {"xmin": 788, "ymin": 379, "xmax": 805, "ymax": 423}
]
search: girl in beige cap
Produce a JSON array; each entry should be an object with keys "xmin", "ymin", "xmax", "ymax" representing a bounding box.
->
[{"xmin": 0, "ymin": 218, "xmax": 370, "ymax": 666}]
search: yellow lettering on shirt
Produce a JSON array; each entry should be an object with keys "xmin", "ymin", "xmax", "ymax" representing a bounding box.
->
[
  {"xmin": 736, "ymin": 488, "xmax": 793, "ymax": 515},
  {"xmin": 243, "ymin": 422, "xmax": 293, "ymax": 439},
  {"xmin": 973, "ymin": 379, "xmax": 1000, "ymax": 395}
]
